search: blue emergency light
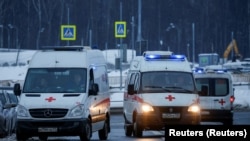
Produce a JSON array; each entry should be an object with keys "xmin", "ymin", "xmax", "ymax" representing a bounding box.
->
[
  {"xmin": 144, "ymin": 54, "xmax": 186, "ymax": 61},
  {"xmin": 212, "ymin": 69, "xmax": 227, "ymax": 73},
  {"xmin": 193, "ymin": 67, "xmax": 227, "ymax": 74},
  {"xmin": 193, "ymin": 67, "xmax": 205, "ymax": 73}
]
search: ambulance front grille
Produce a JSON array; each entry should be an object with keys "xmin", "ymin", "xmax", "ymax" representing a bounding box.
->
[
  {"xmin": 29, "ymin": 108, "xmax": 68, "ymax": 118},
  {"xmin": 157, "ymin": 106, "xmax": 186, "ymax": 113}
]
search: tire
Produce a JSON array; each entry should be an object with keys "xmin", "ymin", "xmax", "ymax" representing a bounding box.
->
[
  {"xmin": 191, "ymin": 116, "xmax": 201, "ymax": 125},
  {"xmin": 124, "ymin": 124, "xmax": 133, "ymax": 136},
  {"xmin": 39, "ymin": 135, "xmax": 48, "ymax": 141},
  {"xmin": 16, "ymin": 129, "xmax": 28, "ymax": 141},
  {"xmin": 98, "ymin": 120, "xmax": 109, "ymax": 140},
  {"xmin": 133, "ymin": 118, "xmax": 143, "ymax": 137},
  {"xmin": 79, "ymin": 119, "xmax": 92, "ymax": 141},
  {"xmin": 223, "ymin": 119, "xmax": 233, "ymax": 125}
]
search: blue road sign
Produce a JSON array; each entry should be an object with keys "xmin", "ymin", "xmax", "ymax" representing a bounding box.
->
[
  {"xmin": 115, "ymin": 21, "xmax": 126, "ymax": 38},
  {"xmin": 61, "ymin": 25, "xmax": 76, "ymax": 40}
]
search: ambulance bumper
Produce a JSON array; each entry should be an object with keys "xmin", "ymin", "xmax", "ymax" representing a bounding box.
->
[
  {"xmin": 201, "ymin": 109, "xmax": 233, "ymax": 122},
  {"xmin": 136, "ymin": 112, "xmax": 200, "ymax": 129},
  {"xmin": 16, "ymin": 118, "xmax": 88, "ymax": 137}
]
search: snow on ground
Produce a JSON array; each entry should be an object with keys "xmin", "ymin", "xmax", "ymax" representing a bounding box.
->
[
  {"xmin": 0, "ymin": 49, "xmax": 250, "ymax": 110},
  {"xmin": 233, "ymin": 83, "xmax": 250, "ymax": 110}
]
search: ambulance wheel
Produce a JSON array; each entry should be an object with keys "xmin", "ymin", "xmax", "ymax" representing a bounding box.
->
[
  {"xmin": 39, "ymin": 135, "xmax": 48, "ymax": 141},
  {"xmin": 98, "ymin": 119, "xmax": 109, "ymax": 140},
  {"xmin": 133, "ymin": 119, "xmax": 142, "ymax": 137},
  {"xmin": 16, "ymin": 130, "xmax": 28, "ymax": 141},
  {"xmin": 80, "ymin": 119, "xmax": 92, "ymax": 141},
  {"xmin": 124, "ymin": 124, "xmax": 133, "ymax": 136},
  {"xmin": 223, "ymin": 119, "xmax": 233, "ymax": 125}
]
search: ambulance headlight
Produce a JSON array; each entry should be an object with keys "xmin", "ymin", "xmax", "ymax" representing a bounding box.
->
[
  {"xmin": 69, "ymin": 105, "xmax": 84, "ymax": 117},
  {"xmin": 141, "ymin": 104, "xmax": 154, "ymax": 113},
  {"xmin": 16, "ymin": 105, "xmax": 29, "ymax": 117},
  {"xmin": 188, "ymin": 104, "xmax": 200, "ymax": 113}
]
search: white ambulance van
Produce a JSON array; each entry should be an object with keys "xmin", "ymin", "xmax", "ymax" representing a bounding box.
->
[
  {"xmin": 13, "ymin": 46, "xmax": 110, "ymax": 141},
  {"xmin": 193, "ymin": 67, "xmax": 235, "ymax": 125},
  {"xmin": 123, "ymin": 51, "xmax": 201, "ymax": 137}
]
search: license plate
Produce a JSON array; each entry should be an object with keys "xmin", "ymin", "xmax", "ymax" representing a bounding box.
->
[
  {"xmin": 162, "ymin": 113, "xmax": 180, "ymax": 119},
  {"xmin": 38, "ymin": 127, "xmax": 57, "ymax": 132}
]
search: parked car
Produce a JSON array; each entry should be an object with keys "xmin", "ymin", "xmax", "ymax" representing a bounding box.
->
[{"xmin": 0, "ymin": 87, "xmax": 18, "ymax": 137}]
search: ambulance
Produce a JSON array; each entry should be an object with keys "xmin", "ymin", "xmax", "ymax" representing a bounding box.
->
[
  {"xmin": 193, "ymin": 67, "xmax": 235, "ymax": 125},
  {"xmin": 13, "ymin": 46, "xmax": 110, "ymax": 141},
  {"xmin": 123, "ymin": 51, "xmax": 201, "ymax": 137}
]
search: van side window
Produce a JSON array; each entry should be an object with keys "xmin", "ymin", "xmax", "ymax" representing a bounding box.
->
[
  {"xmin": 129, "ymin": 73, "xmax": 137, "ymax": 85},
  {"xmin": 215, "ymin": 79, "xmax": 229, "ymax": 96},
  {"xmin": 196, "ymin": 78, "xmax": 209, "ymax": 96},
  {"xmin": 196, "ymin": 78, "xmax": 229, "ymax": 96},
  {"xmin": 134, "ymin": 73, "xmax": 140, "ymax": 91},
  {"xmin": 127, "ymin": 73, "xmax": 139, "ymax": 93},
  {"xmin": 92, "ymin": 65, "xmax": 109, "ymax": 92}
]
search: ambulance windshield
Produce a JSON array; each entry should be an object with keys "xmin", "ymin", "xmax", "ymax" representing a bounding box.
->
[
  {"xmin": 23, "ymin": 68, "xmax": 87, "ymax": 93},
  {"xmin": 141, "ymin": 72, "xmax": 195, "ymax": 93}
]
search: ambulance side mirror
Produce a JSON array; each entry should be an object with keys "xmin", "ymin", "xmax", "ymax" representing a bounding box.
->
[
  {"xmin": 89, "ymin": 83, "xmax": 99, "ymax": 96},
  {"xmin": 127, "ymin": 84, "xmax": 135, "ymax": 95},
  {"xmin": 14, "ymin": 83, "xmax": 21, "ymax": 96}
]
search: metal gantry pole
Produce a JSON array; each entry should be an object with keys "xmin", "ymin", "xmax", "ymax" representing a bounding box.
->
[
  {"xmin": 119, "ymin": 1, "xmax": 123, "ymax": 90},
  {"xmin": 131, "ymin": 16, "xmax": 135, "ymax": 59},
  {"xmin": 192, "ymin": 23, "xmax": 195, "ymax": 64}
]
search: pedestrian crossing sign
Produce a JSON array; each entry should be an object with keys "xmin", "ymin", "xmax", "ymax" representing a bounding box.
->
[
  {"xmin": 61, "ymin": 25, "xmax": 76, "ymax": 40},
  {"xmin": 115, "ymin": 21, "xmax": 126, "ymax": 38}
]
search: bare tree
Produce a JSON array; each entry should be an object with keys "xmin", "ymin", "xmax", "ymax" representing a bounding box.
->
[
  {"xmin": 32, "ymin": 0, "xmax": 42, "ymax": 50},
  {"xmin": 41, "ymin": 0, "xmax": 59, "ymax": 46},
  {"xmin": 0, "ymin": 0, "xmax": 10, "ymax": 49}
]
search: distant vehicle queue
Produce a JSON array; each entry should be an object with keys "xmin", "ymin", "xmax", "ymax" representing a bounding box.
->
[{"xmin": 0, "ymin": 48, "xmax": 239, "ymax": 140}]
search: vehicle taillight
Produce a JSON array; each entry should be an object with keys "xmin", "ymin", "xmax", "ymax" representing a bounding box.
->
[{"xmin": 230, "ymin": 96, "xmax": 235, "ymax": 103}]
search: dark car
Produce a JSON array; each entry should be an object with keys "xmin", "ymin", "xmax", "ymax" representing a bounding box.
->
[{"xmin": 0, "ymin": 87, "xmax": 18, "ymax": 137}]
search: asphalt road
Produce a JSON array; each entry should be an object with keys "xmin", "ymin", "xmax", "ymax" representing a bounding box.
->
[{"xmin": 1, "ymin": 110, "xmax": 250, "ymax": 141}]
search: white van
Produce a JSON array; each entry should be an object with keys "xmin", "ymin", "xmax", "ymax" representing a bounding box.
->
[
  {"xmin": 13, "ymin": 46, "xmax": 110, "ymax": 141},
  {"xmin": 123, "ymin": 51, "xmax": 201, "ymax": 137},
  {"xmin": 193, "ymin": 67, "xmax": 235, "ymax": 125}
]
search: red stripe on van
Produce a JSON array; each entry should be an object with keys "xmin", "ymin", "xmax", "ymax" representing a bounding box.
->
[
  {"xmin": 124, "ymin": 92, "xmax": 144, "ymax": 103},
  {"xmin": 93, "ymin": 98, "xmax": 110, "ymax": 107}
]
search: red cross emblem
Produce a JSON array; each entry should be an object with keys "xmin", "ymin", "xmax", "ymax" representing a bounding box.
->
[
  {"xmin": 218, "ymin": 99, "xmax": 225, "ymax": 105},
  {"xmin": 45, "ymin": 97, "xmax": 56, "ymax": 102},
  {"xmin": 165, "ymin": 95, "xmax": 175, "ymax": 101}
]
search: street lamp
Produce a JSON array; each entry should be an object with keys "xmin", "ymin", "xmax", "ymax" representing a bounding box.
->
[
  {"xmin": 187, "ymin": 43, "xmax": 190, "ymax": 61},
  {"xmin": 0, "ymin": 25, "xmax": 3, "ymax": 48},
  {"xmin": 159, "ymin": 40, "xmax": 163, "ymax": 50},
  {"xmin": 37, "ymin": 27, "xmax": 45, "ymax": 50},
  {"xmin": 0, "ymin": 25, "xmax": 10, "ymax": 50},
  {"xmin": 166, "ymin": 23, "xmax": 181, "ymax": 53},
  {"xmin": 8, "ymin": 24, "xmax": 19, "ymax": 66},
  {"xmin": 8, "ymin": 24, "xmax": 19, "ymax": 50}
]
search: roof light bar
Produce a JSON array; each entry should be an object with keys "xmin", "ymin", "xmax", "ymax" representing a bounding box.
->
[
  {"xmin": 193, "ymin": 68, "xmax": 227, "ymax": 74},
  {"xmin": 193, "ymin": 67, "xmax": 205, "ymax": 73},
  {"xmin": 211, "ymin": 69, "xmax": 227, "ymax": 73},
  {"xmin": 144, "ymin": 54, "xmax": 186, "ymax": 61}
]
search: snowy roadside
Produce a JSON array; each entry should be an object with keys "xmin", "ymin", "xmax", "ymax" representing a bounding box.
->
[{"xmin": 233, "ymin": 84, "xmax": 250, "ymax": 111}]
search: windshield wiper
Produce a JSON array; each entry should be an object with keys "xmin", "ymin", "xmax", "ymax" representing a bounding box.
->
[
  {"xmin": 164, "ymin": 86, "xmax": 193, "ymax": 93},
  {"xmin": 144, "ymin": 86, "xmax": 172, "ymax": 92}
]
